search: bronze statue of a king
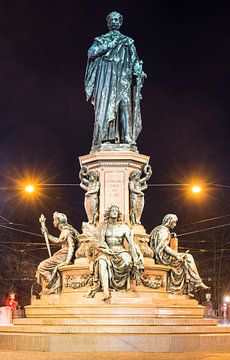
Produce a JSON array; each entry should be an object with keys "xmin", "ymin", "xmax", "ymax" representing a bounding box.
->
[{"xmin": 85, "ymin": 11, "xmax": 146, "ymax": 149}]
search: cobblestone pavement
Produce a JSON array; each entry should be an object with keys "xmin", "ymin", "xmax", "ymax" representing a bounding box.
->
[{"xmin": 0, "ymin": 351, "xmax": 230, "ymax": 360}]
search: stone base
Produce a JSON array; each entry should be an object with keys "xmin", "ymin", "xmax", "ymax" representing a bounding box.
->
[
  {"xmin": 1, "ymin": 319, "xmax": 230, "ymax": 352},
  {"xmin": 25, "ymin": 292, "xmax": 205, "ymax": 318},
  {"xmin": 0, "ymin": 307, "xmax": 12, "ymax": 325},
  {"xmin": 1, "ymin": 273, "xmax": 229, "ymax": 353}
]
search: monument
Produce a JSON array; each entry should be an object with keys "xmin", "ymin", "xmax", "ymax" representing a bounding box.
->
[
  {"xmin": 32, "ymin": 10, "xmax": 207, "ymax": 302},
  {"xmin": 1, "ymin": 11, "xmax": 230, "ymax": 353}
]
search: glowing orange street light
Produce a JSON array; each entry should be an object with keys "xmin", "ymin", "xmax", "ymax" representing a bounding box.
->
[
  {"xmin": 191, "ymin": 185, "xmax": 202, "ymax": 194},
  {"xmin": 24, "ymin": 184, "xmax": 36, "ymax": 193}
]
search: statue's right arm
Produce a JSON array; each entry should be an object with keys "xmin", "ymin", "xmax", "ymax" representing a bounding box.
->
[
  {"xmin": 164, "ymin": 245, "xmax": 179, "ymax": 258},
  {"xmin": 48, "ymin": 234, "xmax": 60, "ymax": 243},
  {"xmin": 88, "ymin": 39, "xmax": 109, "ymax": 59},
  {"xmin": 80, "ymin": 183, "xmax": 88, "ymax": 191},
  {"xmin": 139, "ymin": 168, "xmax": 152, "ymax": 185},
  {"xmin": 88, "ymin": 36, "xmax": 119, "ymax": 59},
  {"xmin": 41, "ymin": 226, "xmax": 58, "ymax": 243},
  {"xmin": 129, "ymin": 180, "xmax": 144, "ymax": 195}
]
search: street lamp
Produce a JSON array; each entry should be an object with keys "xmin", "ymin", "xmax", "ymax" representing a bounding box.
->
[
  {"xmin": 24, "ymin": 184, "xmax": 35, "ymax": 193},
  {"xmin": 191, "ymin": 185, "xmax": 202, "ymax": 194}
]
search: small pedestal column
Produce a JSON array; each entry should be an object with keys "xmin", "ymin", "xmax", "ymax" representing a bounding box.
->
[{"xmin": 79, "ymin": 150, "xmax": 150, "ymax": 224}]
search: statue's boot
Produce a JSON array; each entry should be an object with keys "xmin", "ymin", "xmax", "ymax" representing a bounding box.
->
[
  {"xmin": 195, "ymin": 282, "xmax": 210, "ymax": 290},
  {"xmin": 124, "ymin": 136, "xmax": 135, "ymax": 145}
]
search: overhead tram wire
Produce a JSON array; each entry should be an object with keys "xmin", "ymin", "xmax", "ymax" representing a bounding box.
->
[
  {"xmin": 0, "ymin": 223, "xmax": 43, "ymax": 238},
  {"xmin": 1, "ymin": 217, "xmax": 230, "ymax": 242},
  {"xmin": 181, "ymin": 214, "xmax": 230, "ymax": 227},
  {"xmin": 178, "ymin": 222, "xmax": 230, "ymax": 237},
  {"xmin": 1, "ymin": 182, "xmax": 230, "ymax": 188}
]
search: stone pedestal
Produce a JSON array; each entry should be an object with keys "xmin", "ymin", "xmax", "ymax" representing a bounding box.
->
[
  {"xmin": 79, "ymin": 150, "xmax": 150, "ymax": 224},
  {"xmin": 0, "ymin": 307, "xmax": 12, "ymax": 325}
]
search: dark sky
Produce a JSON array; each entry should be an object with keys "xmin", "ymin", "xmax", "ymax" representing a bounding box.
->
[{"xmin": 0, "ymin": 0, "xmax": 229, "ymax": 234}]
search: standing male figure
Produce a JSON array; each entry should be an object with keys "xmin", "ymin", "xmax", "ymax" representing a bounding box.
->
[{"xmin": 85, "ymin": 11, "xmax": 146, "ymax": 147}]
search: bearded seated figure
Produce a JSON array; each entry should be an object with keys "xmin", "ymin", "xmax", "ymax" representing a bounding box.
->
[{"xmin": 150, "ymin": 214, "xmax": 209, "ymax": 296}]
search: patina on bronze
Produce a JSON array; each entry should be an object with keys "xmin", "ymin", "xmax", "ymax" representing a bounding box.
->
[
  {"xmin": 85, "ymin": 11, "xmax": 146, "ymax": 149},
  {"xmin": 150, "ymin": 214, "xmax": 209, "ymax": 295},
  {"xmin": 36, "ymin": 212, "xmax": 79, "ymax": 295}
]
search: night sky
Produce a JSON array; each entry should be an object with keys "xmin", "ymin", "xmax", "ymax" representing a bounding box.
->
[{"xmin": 0, "ymin": 0, "xmax": 229, "ymax": 237}]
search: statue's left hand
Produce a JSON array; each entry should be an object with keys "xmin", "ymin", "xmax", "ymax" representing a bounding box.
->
[
  {"xmin": 57, "ymin": 261, "xmax": 69, "ymax": 269},
  {"xmin": 171, "ymin": 232, "xmax": 177, "ymax": 238},
  {"xmin": 176, "ymin": 253, "xmax": 186, "ymax": 261}
]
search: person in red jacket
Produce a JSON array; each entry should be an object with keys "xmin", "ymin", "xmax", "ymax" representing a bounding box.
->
[{"xmin": 6, "ymin": 292, "xmax": 18, "ymax": 312}]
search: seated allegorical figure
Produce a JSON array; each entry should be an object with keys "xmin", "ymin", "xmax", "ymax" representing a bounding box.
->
[
  {"xmin": 36, "ymin": 212, "xmax": 79, "ymax": 295},
  {"xmin": 149, "ymin": 214, "xmax": 209, "ymax": 295},
  {"xmin": 86, "ymin": 205, "xmax": 144, "ymax": 300}
]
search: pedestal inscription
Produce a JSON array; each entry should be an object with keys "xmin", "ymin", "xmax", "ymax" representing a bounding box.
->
[{"xmin": 104, "ymin": 171, "xmax": 125, "ymax": 216}]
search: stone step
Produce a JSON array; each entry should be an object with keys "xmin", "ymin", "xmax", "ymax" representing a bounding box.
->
[
  {"xmin": 25, "ymin": 303, "xmax": 204, "ymax": 318},
  {"xmin": 0, "ymin": 323, "xmax": 226, "ymax": 335},
  {"xmin": 31, "ymin": 295, "xmax": 199, "ymax": 307},
  {"xmin": 13, "ymin": 317, "xmax": 217, "ymax": 326},
  {"xmin": 1, "ymin": 329, "xmax": 230, "ymax": 352}
]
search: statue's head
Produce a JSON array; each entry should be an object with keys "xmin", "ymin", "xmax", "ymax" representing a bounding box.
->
[
  {"xmin": 53, "ymin": 212, "xmax": 68, "ymax": 227},
  {"xmin": 88, "ymin": 170, "xmax": 98, "ymax": 182},
  {"xmin": 129, "ymin": 170, "xmax": 141, "ymax": 181},
  {"xmin": 104, "ymin": 205, "xmax": 122, "ymax": 221},
  {"xmin": 162, "ymin": 214, "xmax": 178, "ymax": 230},
  {"xmin": 106, "ymin": 11, "xmax": 123, "ymax": 31}
]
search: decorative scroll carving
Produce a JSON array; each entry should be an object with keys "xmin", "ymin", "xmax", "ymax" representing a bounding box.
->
[
  {"xmin": 140, "ymin": 274, "xmax": 165, "ymax": 289},
  {"xmin": 64, "ymin": 274, "xmax": 93, "ymax": 289}
]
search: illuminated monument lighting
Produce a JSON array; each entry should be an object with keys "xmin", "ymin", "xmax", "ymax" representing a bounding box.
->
[{"xmin": 1, "ymin": 10, "xmax": 230, "ymax": 354}]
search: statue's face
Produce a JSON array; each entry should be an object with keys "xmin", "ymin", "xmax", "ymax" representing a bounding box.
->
[
  {"xmin": 109, "ymin": 206, "xmax": 119, "ymax": 219},
  {"xmin": 53, "ymin": 216, "xmax": 59, "ymax": 228},
  {"xmin": 136, "ymin": 171, "xmax": 141, "ymax": 179},
  {"xmin": 89, "ymin": 173, "xmax": 96, "ymax": 181},
  {"xmin": 107, "ymin": 13, "xmax": 122, "ymax": 31},
  {"xmin": 170, "ymin": 218, "xmax": 177, "ymax": 229}
]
